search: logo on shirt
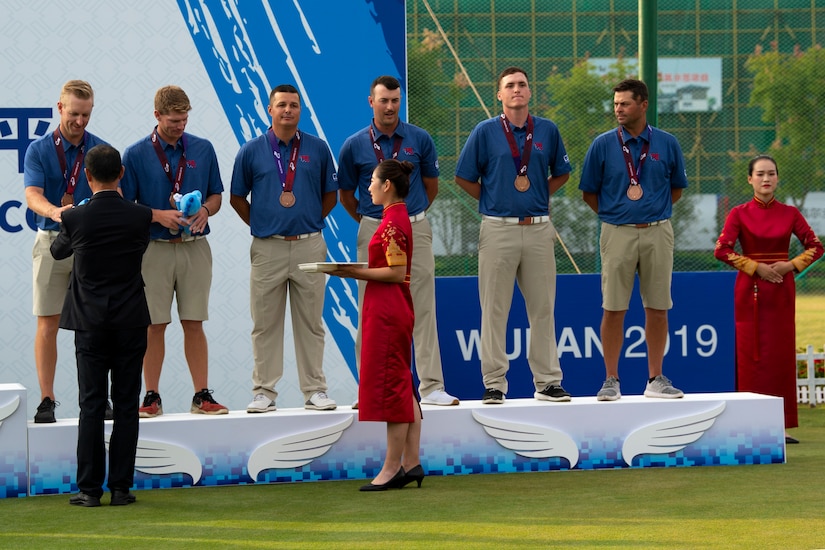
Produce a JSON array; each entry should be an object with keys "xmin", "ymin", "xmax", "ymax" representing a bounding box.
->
[
  {"xmin": 651, "ymin": 153, "xmax": 660, "ymax": 161},
  {"xmin": 187, "ymin": 160, "xmax": 197, "ymax": 168},
  {"xmin": 300, "ymin": 155, "xmax": 310, "ymax": 163},
  {"xmin": 534, "ymin": 142, "xmax": 543, "ymax": 151},
  {"xmin": 403, "ymin": 147, "xmax": 414, "ymax": 156}
]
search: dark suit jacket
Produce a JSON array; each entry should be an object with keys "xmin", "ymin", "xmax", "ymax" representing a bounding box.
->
[{"xmin": 51, "ymin": 190, "xmax": 152, "ymax": 331}]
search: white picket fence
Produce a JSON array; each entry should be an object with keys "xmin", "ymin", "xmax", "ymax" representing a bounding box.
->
[{"xmin": 797, "ymin": 344, "xmax": 825, "ymax": 405}]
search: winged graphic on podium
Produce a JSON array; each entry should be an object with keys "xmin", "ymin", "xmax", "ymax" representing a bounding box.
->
[
  {"xmin": 473, "ymin": 402, "xmax": 727, "ymax": 469},
  {"xmin": 105, "ymin": 433, "xmax": 203, "ymax": 484},
  {"xmin": 622, "ymin": 401, "xmax": 726, "ymax": 465},
  {"xmin": 472, "ymin": 410, "xmax": 579, "ymax": 468},
  {"xmin": 247, "ymin": 415, "xmax": 353, "ymax": 481},
  {"xmin": 0, "ymin": 396, "xmax": 20, "ymax": 430}
]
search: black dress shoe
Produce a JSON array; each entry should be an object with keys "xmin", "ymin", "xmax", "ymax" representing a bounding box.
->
[
  {"xmin": 110, "ymin": 490, "xmax": 137, "ymax": 506},
  {"xmin": 69, "ymin": 492, "xmax": 101, "ymax": 507},
  {"xmin": 785, "ymin": 435, "xmax": 800, "ymax": 444},
  {"xmin": 359, "ymin": 468, "xmax": 405, "ymax": 492}
]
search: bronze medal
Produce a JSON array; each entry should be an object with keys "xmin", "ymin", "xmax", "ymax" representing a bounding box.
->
[
  {"xmin": 61, "ymin": 193, "xmax": 73, "ymax": 206},
  {"xmin": 280, "ymin": 191, "xmax": 296, "ymax": 208},
  {"xmin": 626, "ymin": 184, "xmax": 643, "ymax": 201},
  {"xmin": 514, "ymin": 175, "xmax": 530, "ymax": 192},
  {"xmin": 169, "ymin": 193, "xmax": 178, "ymax": 209}
]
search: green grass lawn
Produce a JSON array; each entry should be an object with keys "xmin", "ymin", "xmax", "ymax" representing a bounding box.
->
[
  {"xmin": 2, "ymin": 406, "xmax": 824, "ymax": 549},
  {"xmin": 797, "ymin": 294, "xmax": 825, "ymax": 349}
]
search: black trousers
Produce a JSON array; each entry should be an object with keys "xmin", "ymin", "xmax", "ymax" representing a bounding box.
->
[{"xmin": 74, "ymin": 327, "xmax": 146, "ymax": 497}]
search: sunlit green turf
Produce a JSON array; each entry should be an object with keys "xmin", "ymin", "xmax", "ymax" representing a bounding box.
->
[{"xmin": 2, "ymin": 407, "xmax": 823, "ymax": 549}]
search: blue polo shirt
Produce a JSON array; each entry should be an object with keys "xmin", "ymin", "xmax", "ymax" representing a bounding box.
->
[
  {"xmin": 230, "ymin": 130, "xmax": 338, "ymax": 238},
  {"xmin": 121, "ymin": 130, "xmax": 223, "ymax": 241},
  {"xmin": 578, "ymin": 126, "xmax": 688, "ymax": 225},
  {"xmin": 337, "ymin": 120, "xmax": 438, "ymax": 218},
  {"xmin": 23, "ymin": 129, "xmax": 107, "ymax": 231},
  {"xmin": 454, "ymin": 115, "xmax": 571, "ymax": 217}
]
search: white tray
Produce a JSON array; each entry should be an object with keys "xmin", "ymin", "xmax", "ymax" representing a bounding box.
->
[{"xmin": 298, "ymin": 262, "xmax": 367, "ymax": 273}]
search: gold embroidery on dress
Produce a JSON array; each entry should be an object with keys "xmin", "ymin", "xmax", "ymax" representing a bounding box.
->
[
  {"xmin": 791, "ymin": 247, "xmax": 817, "ymax": 272},
  {"xmin": 726, "ymin": 252, "xmax": 757, "ymax": 276},
  {"xmin": 382, "ymin": 222, "xmax": 408, "ymax": 266}
]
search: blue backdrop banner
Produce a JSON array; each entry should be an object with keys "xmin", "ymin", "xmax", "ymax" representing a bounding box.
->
[{"xmin": 433, "ymin": 271, "xmax": 736, "ymax": 399}]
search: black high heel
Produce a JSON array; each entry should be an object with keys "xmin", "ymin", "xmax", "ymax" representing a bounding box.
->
[
  {"xmin": 359, "ymin": 467, "xmax": 405, "ymax": 492},
  {"xmin": 399, "ymin": 464, "xmax": 425, "ymax": 488}
]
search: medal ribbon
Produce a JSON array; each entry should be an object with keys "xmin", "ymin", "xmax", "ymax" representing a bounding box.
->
[
  {"xmin": 368, "ymin": 124, "xmax": 403, "ymax": 164},
  {"xmin": 52, "ymin": 129, "xmax": 86, "ymax": 199},
  {"xmin": 151, "ymin": 127, "xmax": 188, "ymax": 195},
  {"xmin": 267, "ymin": 128, "xmax": 301, "ymax": 193},
  {"xmin": 617, "ymin": 125, "xmax": 651, "ymax": 190},
  {"xmin": 499, "ymin": 113, "xmax": 534, "ymax": 177}
]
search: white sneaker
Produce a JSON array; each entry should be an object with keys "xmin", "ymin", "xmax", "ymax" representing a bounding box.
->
[
  {"xmin": 246, "ymin": 393, "xmax": 276, "ymax": 413},
  {"xmin": 305, "ymin": 391, "xmax": 337, "ymax": 410},
  {"xmin": 421, "ymin": 389, "xmax": 460, "ymax": 406}
]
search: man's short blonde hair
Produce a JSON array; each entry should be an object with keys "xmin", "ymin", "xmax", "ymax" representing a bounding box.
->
[
  {"xmin": 60, "ymin": 80, "xmax": 94, "ymax": 103},
  {"xmin": 154, "ymin": 85, "xmax": 192, "ymax": 114}
]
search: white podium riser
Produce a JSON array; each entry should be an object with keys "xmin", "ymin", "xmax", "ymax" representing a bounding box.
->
[{"xmin": 4, "ymin": 391, "xmax": 787, "ymax": 497}]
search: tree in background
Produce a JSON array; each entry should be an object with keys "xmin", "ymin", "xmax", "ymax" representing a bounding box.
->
[
  {"xmin": 744, "ymin": 43, "xmax": 825, "ymax": 210},
  {"xmin": 407, "ymin": 29, "xmax": 479, "ymax": 269}
]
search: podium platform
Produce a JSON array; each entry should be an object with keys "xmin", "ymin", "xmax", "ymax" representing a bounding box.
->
[{"xmin": 3, "ymin": 386, "xmax": 787, "ymax": 498}]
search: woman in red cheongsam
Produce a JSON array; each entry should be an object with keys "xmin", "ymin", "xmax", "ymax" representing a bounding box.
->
[
  {"xmin": 715, "ymin": 155, "xmax": 823, "ymax": 444},
  {"xmin": 331, "ymin": 159, "xmax": 424, "ymax": 490}
]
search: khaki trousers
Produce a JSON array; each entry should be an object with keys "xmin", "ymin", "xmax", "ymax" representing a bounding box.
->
[
  {"xmin": 249, "ymin": 234, "xmax": 328, "ymax": 401},
  {"xmin": 478, "ymin": 218, "xmax": 563, "ymax": 393}
]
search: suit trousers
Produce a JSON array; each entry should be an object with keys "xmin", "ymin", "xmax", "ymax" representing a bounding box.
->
[
  {"xmin": 355, "ymin": 215, "xmax": 445, "ymax": 396},
  {"xmin": 74, "ymin": 327, "xmax": 146, "ymax": 497},
  {"xmin": 478, "ymin": 218, "xmax": 563, "ymax": 394}
]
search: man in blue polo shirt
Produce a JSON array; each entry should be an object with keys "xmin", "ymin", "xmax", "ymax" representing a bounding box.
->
[
  {"xmin": 338, "ymin": 75, "xmax": 459, "ymax": 408},
  {"xmin": 455, "ymin": 66, "xmax": 572, "ymax": 405},
  {"xmin": 579, "ymin": 78, "xmax": 688, "ymax": 402},
  {"xmin": 24, "ymin": 80, "xmax": 108, "ymax": 423},
  {"xmin": 121, "ymin": 85, "xmax": 227, "ymax": 417},
  {"xmin": 230, "ymin": 84, "xmax": 339, "ymax": 413}
]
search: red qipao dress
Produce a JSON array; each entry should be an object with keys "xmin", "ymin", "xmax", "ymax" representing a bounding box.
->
[
  {"xmin": 714, "ymin": 196, "xmax": 823, "ymax": 428},
  {"xmin": 358, "ymin": 202, "xmax": 416, "ymax": 423}
]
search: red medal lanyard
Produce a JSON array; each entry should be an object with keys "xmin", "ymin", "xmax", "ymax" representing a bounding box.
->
[
  {"xmin": 52, "ymin": 129, "xmax": 86, "ymax": 198},
  {"xmin": 368, "ymin": 124, "xmax": 403, "ymax": 164},
  {"xmin": 151, "ymin": 127, "xmax": 188, "ymax": 195},
  {"xmin": 617, "ymin": 125, "xmax": 651, "ymax": 188},
  {"xmin": 267, "ymin": 128, "xmax": 301, "ymax": 192},
  {"xmin": 499, "ymin": 113, "xmax": 534, "ymax": 176}
]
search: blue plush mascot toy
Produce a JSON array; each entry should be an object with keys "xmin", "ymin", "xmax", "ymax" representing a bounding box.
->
[{"xmin": 173, "ymin": 190, "xmax": 203, "ymax": 235}]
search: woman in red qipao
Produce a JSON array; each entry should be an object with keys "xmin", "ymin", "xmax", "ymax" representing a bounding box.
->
[
  {"xmin": 714, "ymin": 155, "xmax": 823, "ymax": 444},
  {"xmin": 330, "ymin": 159, "xmax": 423, "ymax": 491}
]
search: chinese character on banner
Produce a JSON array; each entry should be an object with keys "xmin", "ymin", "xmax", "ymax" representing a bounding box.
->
[{"xmin": 0, "ymin": 108, "xmax": 53, "ymax": 173}]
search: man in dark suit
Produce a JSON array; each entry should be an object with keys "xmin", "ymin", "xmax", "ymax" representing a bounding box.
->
[{"xmin": 51, "ymin": 144, "xmax": 153, "ymax": 507}]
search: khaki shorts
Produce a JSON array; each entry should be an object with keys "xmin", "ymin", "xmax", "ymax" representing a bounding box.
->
[
  {"xmin": 32, "ymin": 230, "xmax": 73, "ymax": 316},
  {"xmin": 599, "ymin": 220, "xmax": 674, "ymax": 311},
  {"xmin": 142, "ymin": 238, "xmax": 212, "ymax": 324}
]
